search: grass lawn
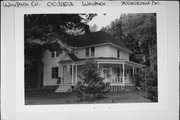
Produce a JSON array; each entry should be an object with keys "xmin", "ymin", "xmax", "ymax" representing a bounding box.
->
[{"xmin": 25, "ymin": 90, "xmax": 152, "ymax": 105}]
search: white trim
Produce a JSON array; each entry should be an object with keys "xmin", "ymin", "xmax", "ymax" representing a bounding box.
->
[
  {"xmin": 96, "ymin": 59, "xmax": 145, "ymax": 68},
  {"xmin": 61, "ymin": 52, "xmax": 73, "ymax": 61},
  {"xmin": 108, "ymin": 42, "xmax": 133, "ymax": 54},
  {"xmin": 71, "ymin": 64, "xmax": 74, "ymax": 84},
  {"xmin": 60, "ymin": 58, "xmax": 145, "ymax": 68},
  {"xmin": 73, "ymin": 42, "xmax": 133, "ymax": 54},
  {"xmin": 75, "ymin": 65, "xmax": 77, "ymax": 84},
  {"xmin": 73, "ymin": 43, "xmax": 109, "ymax": 49},
  {"xmin": 125, "ymin": 61, "xmax": 146, "ymax": 68},
  {"xmin": 51, "ymin": 51, "xmax": 60, "ymax": 58},
  {"xmin": 110, "ymin": 83, "xmax": 133, "ymax": 86},
  {"xmin": 122, "ymin": 63, "xmax": 125, "ymax": 83}
]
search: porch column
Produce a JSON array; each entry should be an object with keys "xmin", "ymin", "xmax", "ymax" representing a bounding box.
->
[
  {"xmin": 66, "ymin": 64, "xmax": 68, "ymax": 84},
  {"xmin": 61, "ymin": 65, "xmax": 63, "ymax": 84},
  {"xmin": 59, "ymin": 65, "xmax": 61, "ymax": 83},
  {"xmin": 75, "ymin": 65, "xmax": 78, "ymax": 84},
  {"xmin": 122, "ymin": 63, "xmax": 125, "ymax": 83},
  {"xmin": 72, "ymin": 64, "xmax": 74, "ymax": 84},
  {"xmin": 133, "ymin": 66, "xmax": 135, "ymax": 74},
  {"xmin": 97, "ymin": 62, "xmax": 99, "ymax": 68}
]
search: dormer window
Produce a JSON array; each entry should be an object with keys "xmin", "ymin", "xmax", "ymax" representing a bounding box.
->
[
  {"xmin": 51, "ymin": 51, "xmax": 59, "ymax": 58},
  {"xmin": 117, "ymin": 50, "xmax": 120, "ymax": 58},
  {"xmin": 85, "ymin": 47, "xmax": 95, "ymax": 57}
]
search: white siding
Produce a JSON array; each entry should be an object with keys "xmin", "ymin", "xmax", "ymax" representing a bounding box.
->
[
  {"xmin": 108, "ymin": 45, "xmax": 129, "ymax": 60},
  {"xmin": 74, "ymin": 48, "xmax": 85, "ymax": 59},
  {"xmin": 108, "ymin": 45, "xmax": 117, "ymax": 58},
  {"xmin": 74, "ymin": 45, "xmax": 109, "ymax": 58},
  {"xmin": 120, "ymin": 50, "xmax": 129, "ymax": 60},
  {"xmin": 95, "ymin": 45, "xmax": 109, "ymax": 57},
  {"xmin": 43, "ymin": 50, "xmax": 61, "ymax": 86},
  {"xmin": 43, "ymin": 44, "xmax": 130, "ymax": 86}
]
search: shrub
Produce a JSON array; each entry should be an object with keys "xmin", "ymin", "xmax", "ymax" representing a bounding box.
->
[
  {"xmin": 132, "ymin": 70, "xmax": 145, "ymax": 90},
  {"xmin": 73, "ymin": 59, "xmax": 109, "ymax": 102},
  {"xmin": 132, "ymin": 67, "xmax": 158, "ymax": 102},
  {"xmin": 145, "ymin": 67, "xmax": 158, "ymax": 102}
]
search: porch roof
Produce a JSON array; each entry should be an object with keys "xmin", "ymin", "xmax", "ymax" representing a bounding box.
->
[
  {"xmin": 97, "ymin": 59, "xmax": 146, "ymax": 68},
  {"xmin": 60, "ymin": 57, "xmax": 146, "ymax": 68}
]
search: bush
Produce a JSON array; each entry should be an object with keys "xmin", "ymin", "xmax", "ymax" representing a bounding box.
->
[
  {"xmin": 73, "ymin": 59, "xmax": 109, "ymax": 102},
  {"xmin": 132, "ymin": 67, "xmax": 158, "ymax": 102},
  {"xmin": 145, "ymin": 67, "xmax": 158, "ymax": 102},
  {"xmin": 132, "ymin": 70, "xmax": 145, "ymax": 90},
  {"xmin": 147, "ymin": 86, "xmax": 158, "ymax": 102}
]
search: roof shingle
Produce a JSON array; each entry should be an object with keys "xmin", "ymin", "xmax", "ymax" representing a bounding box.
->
[{"xmin": 66, "ymin": 31, "xmax": 131, "ymax": 52}]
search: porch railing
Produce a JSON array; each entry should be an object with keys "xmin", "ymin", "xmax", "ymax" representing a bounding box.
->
[
  {"xmin": 110, "ymin": 77, "xmax": 123, "ymax": 84},
  {"xmin": 110, "ymin": 77, "xmax": 133, "ymax": 84}
]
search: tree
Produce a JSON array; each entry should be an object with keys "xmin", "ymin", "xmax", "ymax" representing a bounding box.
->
[
  {"xmin": 25, "ymin": 14, "xmax": 96, "ymax": 89},
  {"xmin": 89, "ymin": 24, "xmax": 98, "ymax": 32},
  {"xmin": 101, "ymin": 13, "xmax": 158, "ymax": 101},
  {"xmin": 145, "ymin": 46, "xmax": 158, "ymax": 102},
  {"xmin": 73, "ymin": 59, "xmax": 109, "ymax": 102},
  {"xmin": 132, "ymin": 70, "xmax": 145, "ymax": 90},
  {"xmin": 101, "ymin": 13, "xmax": 157, "ymax": 66}
]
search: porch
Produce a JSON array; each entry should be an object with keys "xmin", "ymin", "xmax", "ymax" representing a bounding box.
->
[
  {"xmin": 99, "ymin": 62, "xmax": 141, "ymax": 85},
  {"xmin": 56, "ymin": 59, "xmax": 144, "ymax": 92}
]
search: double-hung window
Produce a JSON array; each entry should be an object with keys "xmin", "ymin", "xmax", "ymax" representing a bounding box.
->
[
  {"xmin": 85, "ymin": 47, "xmax": 95, "ymax": 57},
  {"xmin": 51, "ymin": 51, "xmax": 60, "ymax": 58},
  {"xmin": 51, "ymin": 67, "xmax": 58, "ymax": 78}
]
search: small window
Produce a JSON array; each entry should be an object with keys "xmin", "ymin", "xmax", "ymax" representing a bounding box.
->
[
  {"xmin": 51, "ymin": 51, "xmax": 56, "ymax": 58},
  {"xmin": 117, "ymin": 50, "xmax": 120, "ymax": 58},
  {"xmin": 91, "ymin": 47, "xmax": 95, "ymax": 56},
  {"xmin": 51, "ymin": 67, "xmax": 58, "ymax": 78},
  {"xmin": 51, "ymin": 51, "xmax": 59, "ymax": 58},
  {"xmin": 85, "ymin": 48, "xmax": 89, "ymax": 57}
]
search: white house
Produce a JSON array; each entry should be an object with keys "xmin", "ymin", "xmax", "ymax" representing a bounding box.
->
[{"xmin": 42, "ymin": 31, "xmax": 145, "ymax": 92}]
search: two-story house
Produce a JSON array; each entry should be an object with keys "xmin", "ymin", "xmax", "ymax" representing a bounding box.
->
[{"xmin": 42, "ymin": 31, "xmax": 145, "ymax": 92}]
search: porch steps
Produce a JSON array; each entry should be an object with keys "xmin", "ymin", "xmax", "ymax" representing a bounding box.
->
[{"xmin": 55, "ymin": 84, "xmax": 72, "ymax": 93}]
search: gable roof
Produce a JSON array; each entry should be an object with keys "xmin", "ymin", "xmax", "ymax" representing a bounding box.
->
[
  {"xmin": 66, "ymin": 31, "xmax": 132, "ymax": 52},
  {"xmin": 67, "ymin": 53, "xmax": 79, "ymax": 62}
]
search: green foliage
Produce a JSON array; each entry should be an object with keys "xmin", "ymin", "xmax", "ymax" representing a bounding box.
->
[
  {"xmin": 145, "ymin": 66, "xmax": 158, "ymax": 102},
  {"xmin": 25, "ymin": 14, "xmax": 96, "ymax": 88},
  {"xmin": 101, "ymin": 13, "xmax": 156, "ymax": 66},
  {"xmin": 101, "ymin": 13, "xmax": 158, "ymax": 102},
  {"xmin": 132, "ymin": 70, "xmax": 145, "ymax": 90},
  {"xmin": 146, "ymin": 46, "xmax": 158, "ymax": 102},
  {"xmin": 131, "ymin": 66, "xmax": 158, "ymax": 102},
  {"xmin": 73, "ymin": 59, "xmax": 109, "ymax": 102}
]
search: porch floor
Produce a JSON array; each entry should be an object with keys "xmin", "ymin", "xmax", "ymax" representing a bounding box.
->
[{"xmin": 25, "ymin": 90, "xmax": 152, "ymax": 105}]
